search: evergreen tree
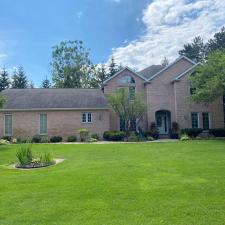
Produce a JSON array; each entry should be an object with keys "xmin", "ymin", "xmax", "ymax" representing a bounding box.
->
[
  {"xmin": 108, "ymin": 57, "xmax": 118, "ymax": 76},
  {"xmin": 161, "ymin": 57, "xmax": 169, "ymax": 67},
  {"xmin": 11, "ymin": 66, "xmax": 28, "ymax": 89},
  {"xmin": 179, "ymin": 36, "xmax": 206, "ymax": 63},
  {"xmin": 0, "ymin": 68, "xmax": 10, "ymax": 91},
  {"xmin": 41, "ymin": 77, "xmax": 51, "ymax": 88},
  {"xmin": 206, "ymin": 26, "xmax": 225, "ymax": 54}
]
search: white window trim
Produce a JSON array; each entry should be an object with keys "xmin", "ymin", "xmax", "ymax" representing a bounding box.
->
[
  {"xmin": 81, "ymin": 112, "xmax": 93, "ymax": 124},
  {"xmin": 39, "ymin": 113, "xmax": 48, "ymax": 135},
  {"xmin": 4, "ymin": 114, "xmax": 13, "ymax": 136},
  {"xmin": 191, "ymin": 112, "xmax": 200, "ymax": 128}
]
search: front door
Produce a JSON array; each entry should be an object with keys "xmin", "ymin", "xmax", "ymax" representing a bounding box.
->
[{"xmin": 156, "ymin": 113, "xmax": 168, "ymax": 134}]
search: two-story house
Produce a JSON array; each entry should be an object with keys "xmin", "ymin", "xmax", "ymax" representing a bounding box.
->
[{"xmin": 0, "ymin": 56, "xmax": 224, "ymax": 139}]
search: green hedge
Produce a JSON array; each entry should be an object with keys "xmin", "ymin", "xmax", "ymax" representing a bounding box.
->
[
  {"xmin": 209, "ymin": 128, "xmax": 225, "ymax": 137},
  {"xmin": 50, "ymin": 136, "xmax": 63, "ymax": 143},
  {"xmin": 181, "ymin": 128, "xmax": 203, "ymax": 138},
  {"xmin": 103, "ymin": 131, "xmax": 125, "ymax": 141}
]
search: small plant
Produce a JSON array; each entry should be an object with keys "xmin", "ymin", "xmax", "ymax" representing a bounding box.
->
[
  {"xmin": 147, "ymin": 136, "xmax": 154, "ymax": 141},
  {"xmin": 50, "ymin": 136, "xmax": 63, "ymax": 143},
  {"xmin": 0, "ymin": 139, "xmax": 10, "ymax": 145},
  {"xmin": 31, "ymin": 135, "xmax": 42, "ymax": 143},
  {"xmin": 127, "ymin": 132, "xmax": 139, "ymax": 142},
  {"xmin": 40, "ymin": 152, "xmax": 54, "ymax": 165},
  {"xmin": 16, "ymin": 145, "xmax": 33, "ymax": 166},
  {"xmin": 2, "ymin": 136, "xmax": 11, "ymax": 142},
  {"xmin": 91, "ymin": 133, "xmax": 100, "ymax": 140},
  {"xmin": 88, "ymin": 138, "xmax": 98, "ymax": 143},
  {"xmin": 180, "ymin": 134, "xmax": 191, "ymax": 141},
  {"xmin": 170, "ymin": 121, "xmax": 180, "ymax": 139},
  {"xmin": 79, "ymin": 129, "xmax": 89, "ymax": 142},
  {"xmin": 67, "ymin": 136, "xmax": 77, "ymax": 142}
]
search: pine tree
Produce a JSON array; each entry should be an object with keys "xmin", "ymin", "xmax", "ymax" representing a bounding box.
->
[
  {"xmin": 109, "ymin": 57, "xmax": 118, "ymax": 77},
  {"xmin": 41, "ymin": 77, "xmax": 51, "ymax": 88},
  {"xmin": 161, "ymin": 57, "xmax": 169, "ymax": 67},
  {"xmin": 11, "ymin": 66, "xmax": 28, "ymax": 88},
  {"xmin": 0, "ymin": 68, "xmax": 10, "ymax": 91}
]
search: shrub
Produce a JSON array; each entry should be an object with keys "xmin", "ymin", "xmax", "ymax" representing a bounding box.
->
[
  {"xmin": 127, "ymin": 132, "xmax": 139, "ymax": 142},
  {"xmin": 91, "ymin": 133, "xmax": 100, "ymax": 140},
  {"xmin": 16, "ymin": 145, "xmax": 33, "ymax": 166},
  {"xmin": 41, "ymin": 137, "xmax": 49, "ymax": 143},
  {"xmin": 88, "ymin": 138, "xmax": 98, "ymax": 143},
  {"xmin": 180, "ymin": 134, "xmax": 191, "ymax": 141},
  {"xmin": 0, "ymin": 139, "xmax": 10, "ymax": 145},
  {"xmin": 67, "ymin": 136, "xmax": 77, "ymax": 142},
  {"xmin": 40, "ymin": 152, "xmax": 54, "ymax": 165},
  {"xmin": 50, "ymin": 136, "xmax": 63, "ymax": 143},
  {"xmin": 209, "ymin": 128, "xmax": 225, "ymax": 137},
  {"xmin": 79, "ymin": 129, "xmax": 89, "ymax": 142},
  {"xmin": 31, "ymin": 135, "xmax": 42, "ymax": 143},
  {"xmin": 181, "ymin": 128, "xmax": 203, "ymax": 138},
  {"xmin": 17, "ymin": 138, "xmax": 28, "ymax": 144},
  {"xmin": 103, "ymin": 131, "xmax": 125, "ymax": 141},
  {"xmin": 147, "ymin": 136, "xmax": 154, "ymax": 141},
  {"xmin": 170, "ymin": 122, "xmax": 180, "ymax": 139},
  {"xmin": 2, "ymin": 136, "xmax": 11, "ymax": 142}
]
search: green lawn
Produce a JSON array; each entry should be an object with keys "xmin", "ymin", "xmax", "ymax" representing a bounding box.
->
[{"xmin": 1, "ymin": 141, "xmax": 225, "ymax": 225}]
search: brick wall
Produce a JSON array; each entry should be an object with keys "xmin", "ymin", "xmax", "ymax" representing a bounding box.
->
[{"xmin": 0, "ymin": 109, "xmax": 110, "ymax": 140}]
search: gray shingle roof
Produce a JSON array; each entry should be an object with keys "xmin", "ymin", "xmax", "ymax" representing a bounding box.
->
[
  {"xmin": 138, "ymin": 65, "xmax": 164, "ymax": 79},
  {"xmin": 1, "ymin": 88, "xmax": 109, "ymax": 110}
]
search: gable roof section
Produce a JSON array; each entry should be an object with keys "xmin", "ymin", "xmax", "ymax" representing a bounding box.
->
[
  {"xmin": 0, "ymin": 88, "xmax": 109, "ymax": 111},
  {"xmin": 146, "ymin": 56, "xmax": 197, "ymax": 82},
  {"xmin": 138, "ymin": 65, "xmax": 164, "ymax": 79},
  {"xmin": 173, "ymin": 63, "xmax": 201, "ymax": 82},
  {"xmin": 103, "ymin": 67, "xmax": 147, "ymax": 85}
]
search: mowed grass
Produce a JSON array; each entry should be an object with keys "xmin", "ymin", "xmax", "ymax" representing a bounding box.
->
[{"xmin": 1, "ymin": 141, "xmax": 225, "ymax": 225}]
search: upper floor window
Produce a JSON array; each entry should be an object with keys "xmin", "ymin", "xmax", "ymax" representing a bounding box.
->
[
  {"xmin": 189, "ymin": 81, "xmax": 196, "ymax": 95},
  {"xmin": 191, "ymin": 112, "xmax": 199, "ymax": 128},
  {"xmin": 39, "ymin": 114, "xmax": 47, "ymax": 135},
  {"xmin": 118, "ymin": 76, "xmax": 135, "ymax": 85},
  {"xmin": 4, "ymin": 114, "xmax": 12, "ymax": 136},
  {"xmin": 82, "ymin": 112, "xmax": 92, "ymax": 123}
]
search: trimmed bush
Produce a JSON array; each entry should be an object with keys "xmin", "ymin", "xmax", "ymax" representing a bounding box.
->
[
  {"xmin": 31, "ymin": 135, "xmax": 42, "ymax": 143},
  {"xmin": 181, "ymin": 128, "xmax": 203, "ymax": 138},
  {"xmin": 79, "ymin": 129, "xmax": 89, "ymax": 142},
  {"xmin": 50, "ymin": 136, "xmax": 63, "ymax": 143},
  {"xmin": 67, "ymin": 136, "xmax": 77, "ymax": 142},
  {"xmin": 103, "ymin": 131, "xmax": 125, "ymax": 141},
  {"xmin": 209, "ymin": 128, "xmax": 225, "ymax": 137}
]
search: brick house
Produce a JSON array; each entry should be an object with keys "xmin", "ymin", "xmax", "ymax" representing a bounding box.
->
[{"xmin": 0, "ymin": 56, "xmax": 224, "ymax": 139}]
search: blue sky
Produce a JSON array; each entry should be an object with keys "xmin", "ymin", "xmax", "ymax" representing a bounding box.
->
[{"xmin": 0, "ymin": 0, "xmax": 224, "ymax": 86}]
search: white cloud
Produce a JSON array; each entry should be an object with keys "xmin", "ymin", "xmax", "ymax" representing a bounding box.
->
[{"xmin": 110, "ymin": 0, "xmax": 225, "ymax": 70}]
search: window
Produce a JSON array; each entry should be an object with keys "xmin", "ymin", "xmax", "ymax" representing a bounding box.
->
[
  {"xmin": 129, "ymin": 86, "xmax": 135, "ymax": 100},
  {"xmin": 191, "ymin": 112, "xmax": 199, "ymax": 128},
  {"xmin": 82, "ymin": 113, "xmax": 92, "ymax": 123},
  {"xmin": 4, "ymin": 114, "xmax": 12, "ymax": 136},
  {"xmin": 202, "ymin": 112, "xmax": 210, "ymax": 130},
  {"xmin": 118, "ymin": 76, "xmax": 135, "ymax": 85},
  {"xmin": 189, "ymin": 81, "xmax": 196, "ymax": 95},
  {"xmin": 39, "ymin": 114, "xmax": 47, "ymax": 135}
]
